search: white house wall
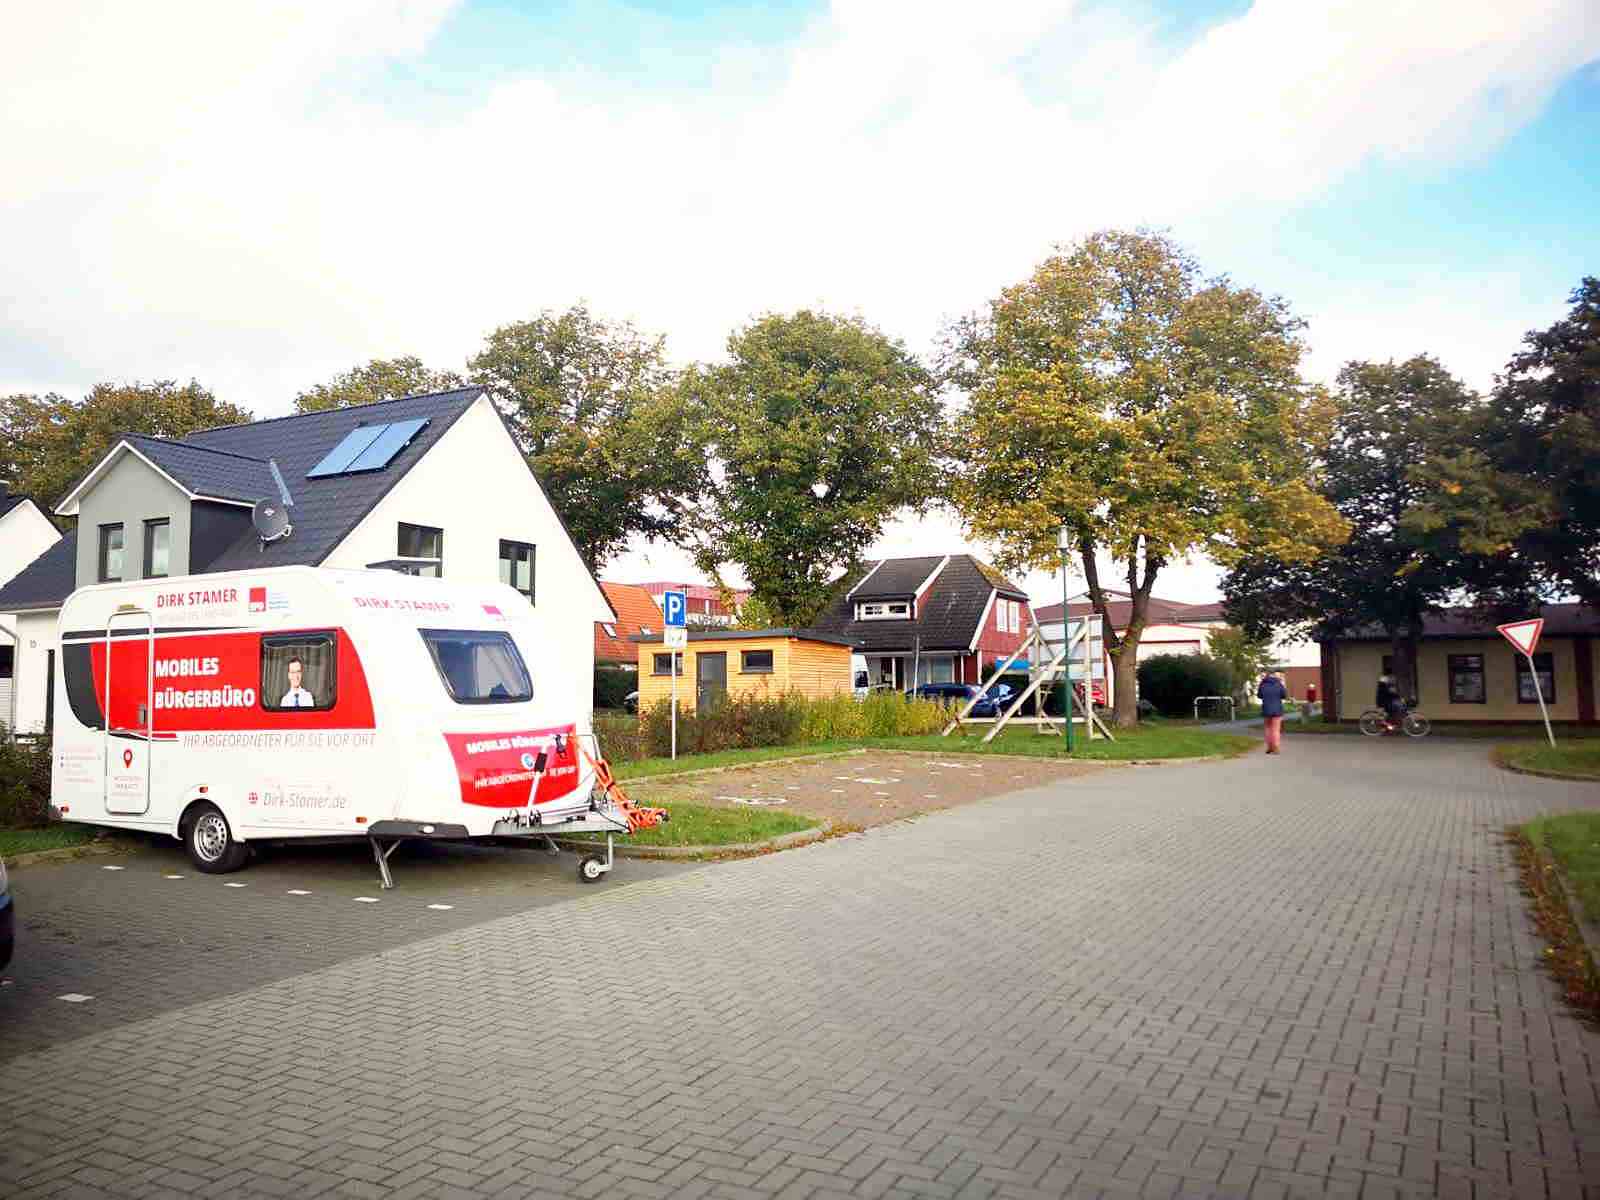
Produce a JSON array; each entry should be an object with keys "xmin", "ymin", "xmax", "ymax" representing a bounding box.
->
[
  {"xmin": 325, "ymin": 395, "xmax": 611, "ymax": 725},
  {"xmin": 10, "ymin": 609, "xmax": 56, "ymax": 733}
]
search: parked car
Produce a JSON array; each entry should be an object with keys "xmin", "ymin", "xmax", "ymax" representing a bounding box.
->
[
  {"xmin": 623, "ymin": 691, "xmax": 639, "ymax": 714},
  {"xmin": 1, "ymin": 856, "xmax": 13, "ymax": 971},
  {"xmin": 908, "ymin": 682, "xmax": 1016, "ymax": 718}
]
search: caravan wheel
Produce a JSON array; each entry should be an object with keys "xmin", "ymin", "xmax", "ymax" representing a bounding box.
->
[
  {"xmin": 185, "ymin": 803, "xmax": 249, "ymax": 874},
  {"xmin": 577, "ymin": 855, "xmax": 607, "ymax": 884}
]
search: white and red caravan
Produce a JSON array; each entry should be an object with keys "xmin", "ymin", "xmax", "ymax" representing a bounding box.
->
[{"xmin": 52, "ymin": 566, "xmax": 640, "ymax": 886}]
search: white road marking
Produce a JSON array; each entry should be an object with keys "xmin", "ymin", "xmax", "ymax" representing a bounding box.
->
[
  {"xmin": 924, "ymin": 794, "xmax": 938, "ymax": 799},
  {"xmin": 932, "ymin": 762, "xmax": 975, "ymax": 769},
  {"xmin": 224, "ymin": 882, "xmax": 247, "ymax": 888},
  {"xmin": 427, "ymin": 903, "xmax": 454, "ymax": 910},
  {"xmin": 101, "ymin": 865, "xmax": 124, "ymax": 871},
  {"xmin": 836, "ymin": 776, "xmax": 893, "ymax": 785},
  {"xmin": 163, "ymin": 874, "xmax": 184, "ymax": 880},
  {"xmin": 723, "ymin": 795, "xmax": 789, "ymax": 806},
  {"xmin": 830, "ymin": 788, "xmax": 845, "ymax": 794},
  {"xmin": 58, "ymin": 994, "xmax": 94, "ymax": 1003},
  {"xmin": 286, "ymin": 889, "xmax": 312, "ymax": 896},
  {"xmin": 786, "ymin": 785, "xmax": 801, "ymax": 790},
  {"xmin": 354, "ymin": 896, "xmax": 380, "ymax": 903},
  {"xmin": 874, "ymin": 791, "xmax": 890, "ymax": 797}
]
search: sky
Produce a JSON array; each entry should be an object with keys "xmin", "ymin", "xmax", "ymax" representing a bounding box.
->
[{"xmin": 3, "ymin": 0, "xmax": 1597, "ymax": 605}]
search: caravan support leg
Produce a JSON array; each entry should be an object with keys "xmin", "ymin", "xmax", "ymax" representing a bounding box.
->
[{"xmin": 370, "ymin": 837, "xmax": 405, "ymax": 890}]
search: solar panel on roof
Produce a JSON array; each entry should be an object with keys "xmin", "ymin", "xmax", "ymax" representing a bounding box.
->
[
  {"xmin": 306, "ymin": 425, "xmax": 388, "ymax": 478},
  {"xmin": 344, "ymin": 418, "xmax": 429, "ymax": 473}
]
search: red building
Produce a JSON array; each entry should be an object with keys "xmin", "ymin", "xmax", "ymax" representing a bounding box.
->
[
  {"xmin": 634, "ymin": 581, "xmax": 751, "ymax": 626},
  {"xmin": 809, "ymin": 554, "xmax": 1034, "ymax": 689}
]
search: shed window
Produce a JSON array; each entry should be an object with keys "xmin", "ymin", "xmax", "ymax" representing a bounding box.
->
[
  {"xmin": 741, "ymin": 649, "xmax": 774, "ymax": 674},
  {"xmin": 1515, "ymin": 652, "xmax": 1555, "ymax": 704},
  {"xmin": 652, "ymin": 652, "xmax": 683, "ymax": 676},
  {"xmin": 1447, "ymin": 654, "xmax": 1485, "ymax": 704},
  {"xmin": 261, "ymin": 633, "xmax": 338, "ymax": 712}
]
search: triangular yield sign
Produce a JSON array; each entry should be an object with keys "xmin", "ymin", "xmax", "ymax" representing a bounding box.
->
[{"xmin": 1497, "ymin": 618, "xmax": 1544, "ymax": 656}]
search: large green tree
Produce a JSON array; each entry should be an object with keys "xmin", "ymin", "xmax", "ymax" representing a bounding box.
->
[
  {"xmin": 293, "ymin": 357, "xmax": 464, "ymax": 413},
  {"xmin": 1, "ymin": 381, "xmax": 251, "ymax": 511},
  {"xmin": 468, "ymin": 305, "xmax": 706, "ymax": 571},
  {"xmin": 1405, "ymin": 277, "xmax": 1600, "ymax": 608},
  {"xmin": 1222, "ymin": 356, "xmax": 1475, "ymax": 702},
  {"xmin": 679, "ymin": 310, "xmax": 942, "ymax": 626},
  {"xmin": 947, "ymin": 231, "xmax": 1346, "ymax": 726}
]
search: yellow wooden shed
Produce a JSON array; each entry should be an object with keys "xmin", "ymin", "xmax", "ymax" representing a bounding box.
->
[{"xmin": 634, "ymin": 628, "xmax": 855, "ymax": 712}]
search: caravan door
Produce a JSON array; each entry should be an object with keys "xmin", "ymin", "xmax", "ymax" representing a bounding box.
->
[{"xmin": 104, "ymin": 609, "xmax": 153, "ymax": 815}]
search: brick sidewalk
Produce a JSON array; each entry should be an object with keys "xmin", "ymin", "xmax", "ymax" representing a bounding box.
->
[{"xmin": 2, "ymin": 740, "xmax": 1597, "ymax": 1198}]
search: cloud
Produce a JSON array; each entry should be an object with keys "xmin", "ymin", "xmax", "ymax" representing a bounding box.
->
[{"xmin": 3, "ymin": 0, "xmax": 1595, "ymax": 594}]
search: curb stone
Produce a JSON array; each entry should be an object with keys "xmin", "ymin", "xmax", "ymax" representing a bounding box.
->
[
  {"xmin": 553, "ymin": 820, "xmax": 833, "ymax": 860},
  {"xmin": 1496, "ymin": 756, "xmax": 1600, "ymax": 784}
]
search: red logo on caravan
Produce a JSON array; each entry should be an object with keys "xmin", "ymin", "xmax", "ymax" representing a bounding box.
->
[
  {"xmin": 122, "ymin": 749, "xmax": 133, "ymax": 768},
  {"xmin": 248, "ymin": 587, "xmax": 267, "ymax": 613},
  {"xmin": 482, "ymin": 604, "xmax": 503, "ymax": 617}
]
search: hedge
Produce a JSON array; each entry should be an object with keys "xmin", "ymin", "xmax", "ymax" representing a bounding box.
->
[
  {"xmin": 0, "ymin": 732, "xmax": 52, "ymax": 828},
  {"xmin": 591, "ymin": 690, "xmax": 947, "ymax": 762}
]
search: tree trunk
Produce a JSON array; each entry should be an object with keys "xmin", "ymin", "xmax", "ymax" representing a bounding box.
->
[{"xmin": 1110, "ymin": 638, "xmax": 1140, "ymax": 727}]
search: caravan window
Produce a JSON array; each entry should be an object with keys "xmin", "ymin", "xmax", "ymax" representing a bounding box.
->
[
  {"xmin": 261, "ymin": 634, "xmax": 338, "ymax": 711},
  {"xmin": 420, "ymin": 630, "xmax": 532, "ymax": 704}
]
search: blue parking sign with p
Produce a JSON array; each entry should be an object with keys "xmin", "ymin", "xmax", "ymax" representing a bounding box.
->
[{"xmin": 664, "ymin": 590, "xmax": 687, "ymax": 628}]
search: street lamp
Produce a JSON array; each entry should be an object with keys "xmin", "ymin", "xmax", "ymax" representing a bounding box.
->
[{"xmin": 1057, "ymin": 523, "xmax": 1075, "ymax": 752}]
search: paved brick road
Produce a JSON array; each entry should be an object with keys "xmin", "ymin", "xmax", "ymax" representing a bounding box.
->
[{"xmin": 2, "ymin": 740, "xmax": 1597, "ymax": 1198}]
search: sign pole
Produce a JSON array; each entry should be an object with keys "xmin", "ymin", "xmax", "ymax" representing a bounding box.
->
[
  {"xmin": 670, "ymin": 657, "xmax": 677, "ymax": 760},
  {"xmin": 1058, "ymin": 530, "xmax": 1075, "ymax": 753},
  {"xmin": 1525, "ymin": 652, "xmax": 1556, "ymax": 748},
  {"xmin": 664, "ymin": 589, "xmax": 688, "ymax": 762}
]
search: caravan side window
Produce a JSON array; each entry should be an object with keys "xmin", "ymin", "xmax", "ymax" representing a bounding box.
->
[
  {"xmin": 420, "ymin": 629, "xmax": 532, "ymax": 704},
  {"xmin": 261, "ymin": 633, "xmax": 338, "ymax": 712}
]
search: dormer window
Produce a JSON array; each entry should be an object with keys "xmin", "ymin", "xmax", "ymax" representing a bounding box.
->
[{"xmin": 857, "ymin": 600, "xmax": 912, "ymax": 620}]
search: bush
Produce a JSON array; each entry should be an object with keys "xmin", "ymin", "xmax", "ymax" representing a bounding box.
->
[
  {"xmin": 593, "ymin": 667, "xmax": 636, "ymax": 712},
  {"xmin": 0, "ymin": 731, "xmax": 52, "ymax": 828},
  {"xmin": 1136, "ymin": 654, "xmax": 1233, "ymax": 717},
  {"xmin": 592, "ymin": 690, "xmax": 947, "ymax": 762}
]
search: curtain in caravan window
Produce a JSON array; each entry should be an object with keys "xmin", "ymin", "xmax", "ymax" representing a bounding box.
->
[{"xmin": 261, "ymin": 634, "xmax": 338, "ymax": 710}]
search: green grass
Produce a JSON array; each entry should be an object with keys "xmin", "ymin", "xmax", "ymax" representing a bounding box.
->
[
  {"xmin": 0, "ymin": 825, "xmax": 99, "ymax": 858},
  {"xmin": 856, "ymin": 722, "xmax": 1255, "ymax": 761},
  {"xmin": 1291, "ymin": 720, "xmax": 1600, "ymax": 739},
  {"xmin": 576, "ymin": 801, "xmax": 821, "ymax": 847},
  {"xmin": 1522, "ymin": 811, "xmax": 1600, "ymax": 923},
  {"xmin": 1497, "ymin": 742, "xmax": 1600, "ymax": 780},
  {"xmin": 613, "ymin": 742, "xmax": 861, "ymax": 781}
]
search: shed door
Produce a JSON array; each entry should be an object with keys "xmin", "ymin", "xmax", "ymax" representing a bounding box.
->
[
  {"xmin": 104, "ymin": 610, "xmax": 153, "ymax": 815},
  {"xmin": 696, "ymin": 652, "xmax": 727, "ymax": 711}
]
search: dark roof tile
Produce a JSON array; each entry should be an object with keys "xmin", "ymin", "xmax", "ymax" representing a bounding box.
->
[
  {"xmin": 0, "ymin": 532, "xmax": 77, "ymax": 611},
  {"xmin": 812, "ymin": 554, "xmax": 1011, "ymax": 652}
]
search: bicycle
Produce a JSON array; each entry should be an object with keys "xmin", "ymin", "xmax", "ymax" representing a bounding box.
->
[{"xmin": 1359, "ymin": 703, "xmax": 1431, "ymax": 738}]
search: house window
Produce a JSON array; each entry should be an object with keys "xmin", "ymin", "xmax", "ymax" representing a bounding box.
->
[
  {"xmin": 397, "ymin": 523, "xmax": 443, "ymax": 577},
  {"xmin": 261, "ymin": 633, "xmax": 338, "ymax": 712},
  {"xmin": 98, "ymin": 524, "xmax": 124, "ymax": 582},
  {"xmin": 741, "ymin": 649, "xmax": 774, "ymax": 674},
  {"xmin": 499, "ymin": 540, "xmax": 535, "ymax": 602},
  {"xmin": 143, "ymin": 519, "xmax": 170, "ymax": 578},
  {"xmin": 858, "ymin": 601, "xmax": 911, "ymax": 620},
  {"xmin": 652, "ymin": 652, "xmax": 683, "ymax": 676},
  {"xmin": 1516, "ymin": 652, "xmax": 1555, "ymax": 704},
  {"xmin": 1447, "ymin": 654, "xmax": 1485, "ymax": 704},
  {"xmin": 998, "ymin": 599, "xmax": 1021, "ymax": 633}
]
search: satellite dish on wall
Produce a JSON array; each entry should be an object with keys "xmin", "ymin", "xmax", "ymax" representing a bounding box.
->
[{"xmin": 252, "ymin": 500, "xmax": 292, "ymax": 543}]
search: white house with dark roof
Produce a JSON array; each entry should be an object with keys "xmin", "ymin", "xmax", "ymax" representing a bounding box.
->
[
  {"xmin": 0, "ymin": 491, "xmax": 63, "ymax": 728},
  {"xmin": 0, "ymin": 388, "xmax": 613, "ymax": 734},
  {"xmin": 809, "ymin": 553, "xmax": 1035, "ymax": 690}
]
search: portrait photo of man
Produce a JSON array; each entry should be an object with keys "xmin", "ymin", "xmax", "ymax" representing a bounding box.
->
[{"xmin": 279, "ymin": 657, "xmax": 316, "ymax": 708}]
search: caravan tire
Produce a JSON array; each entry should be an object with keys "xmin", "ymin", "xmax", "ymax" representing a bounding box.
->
[{"xmin": 185, "ymin": 803, "xmax": 249, "ymax": 874}]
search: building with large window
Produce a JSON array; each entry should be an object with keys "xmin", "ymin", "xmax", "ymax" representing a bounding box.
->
[
  {"xmin": 0, "ymin": 388, "xmax": 613, "ymax": 734},
  {"xmin": 1319, "ymin": 605, "xmax": 1598, "ymax": 724}
]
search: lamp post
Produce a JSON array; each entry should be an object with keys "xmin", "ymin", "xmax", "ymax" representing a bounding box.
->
[{"xmin": 1057, "ymin": 523, "xmax": 1075, "ymax": 753}]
